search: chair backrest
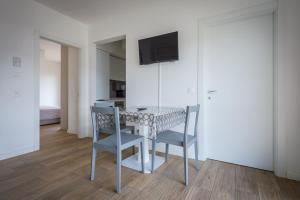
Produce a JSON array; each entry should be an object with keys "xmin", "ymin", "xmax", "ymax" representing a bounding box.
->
[
  {"xmin": 94, "ymin": 102, "xmax": 127, "ymax": 130},
  {"xmin": 183, "ymin": 105, "xmax": 200, "ymax": 144},
  {"xmin": 90, "ymin": 106, "xmax": 121, "ymax": 148},
  {"xmin": 94, "ymin": 102, "xmax": 115, "ymax": 134},
  {"xmin": 94, "ymin": 101, "xmax": 114, "ymax": 108}
]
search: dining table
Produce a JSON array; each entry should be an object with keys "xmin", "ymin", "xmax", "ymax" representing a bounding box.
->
[
  {"xmin": 119, "ymin": 106, "xmax": 186, "ymax": 173},
  {"xmin": 96, "ymin": 106, "xmax": 186, "ymax": 173}
]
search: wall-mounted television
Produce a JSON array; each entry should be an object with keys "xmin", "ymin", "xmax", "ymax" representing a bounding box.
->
[{"xmin": 138, "ymin": 32, "xmax": 178, "ymax": 65}]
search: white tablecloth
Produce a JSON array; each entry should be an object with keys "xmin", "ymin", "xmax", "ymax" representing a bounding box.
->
[{"xmin": 96, "ymin": 106, "xmax": 186, "ymax": 138}]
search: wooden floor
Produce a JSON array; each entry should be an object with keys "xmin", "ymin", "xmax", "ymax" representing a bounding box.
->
[{"xmin": 0, "ymin": 125, "xmax": 299, "ymax": 200}]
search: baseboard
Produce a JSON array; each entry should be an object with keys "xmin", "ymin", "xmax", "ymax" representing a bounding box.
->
[
  {"xmin": 67, "ymin": 129, "xmax": 92, "ymax": 139},
  {"xmin": 0, "ymin": 145, "xmax": 39, "ymax": 161},
  {"xmin": 274, "ymin": 165, "xmax": 287, "ymax": 178},
  {"xmin": 287, "ymin": 171, "xmax": 300, "ymax": 181},
  {"xmin": 67, "ymin": 129, "xmax": 77, "ymax": 135}
]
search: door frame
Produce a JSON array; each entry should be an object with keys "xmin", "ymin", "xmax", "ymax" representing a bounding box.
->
[
  {"xmin": 197, "ymin": 1, "xmax": 279, "ymax": 172},
  {"xmin": 33, "ymin": 31, "xmax": 83, "ymax": 151}
]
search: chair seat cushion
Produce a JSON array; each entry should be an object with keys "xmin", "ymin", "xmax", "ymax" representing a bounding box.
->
[
  {"xmin": 95, "ymin": 132, "xmax": 143, "ymax": 150},
  {"xmin": 156, "ymin": 130, "xmax": 196, "ymax": 146},
  {"xmin": 120, "ymin": 125, "xmax": 135, "ymax": 133}
]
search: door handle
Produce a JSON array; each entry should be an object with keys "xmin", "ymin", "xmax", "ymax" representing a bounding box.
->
[{"xmin": 208, "ymin": 90, "xmax": 217, "ymax": 94}]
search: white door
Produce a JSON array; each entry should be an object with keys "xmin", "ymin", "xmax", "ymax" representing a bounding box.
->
[{"xmin": 203, "ymin": 14, "xmax": 274, "ymax": 170}]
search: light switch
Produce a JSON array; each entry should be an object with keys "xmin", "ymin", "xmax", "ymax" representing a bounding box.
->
[
  {"xmin": 12, "ymin": 56, "xmax": 22, "ymax": 67},
  {"xmin": 13, "ymin": 90, "xmax": 20, "ymax": 98},
  {"xmin": 187, "ymin": 88, "xmax": 195, "ymax": 94}
]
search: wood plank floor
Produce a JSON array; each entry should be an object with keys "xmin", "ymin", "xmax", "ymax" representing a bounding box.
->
[{"xmin": 0, "ymin": 124, "xmax": 299, "ymax": 200}]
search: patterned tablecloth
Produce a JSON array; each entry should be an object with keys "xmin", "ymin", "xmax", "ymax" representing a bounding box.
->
[{"xmin": 96, "ymin": 107, "xmax": 186, "ymax": 138}]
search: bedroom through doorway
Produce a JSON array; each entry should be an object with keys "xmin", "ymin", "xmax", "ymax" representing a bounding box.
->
[{"xmin": 39, "ymin": 38, "xmax": 79, "ymax": 137}]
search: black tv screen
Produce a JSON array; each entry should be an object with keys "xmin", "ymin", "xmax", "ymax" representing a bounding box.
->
[{"xmin": 139, "ymin": 32, "xmax": 178, "ymax": 65}]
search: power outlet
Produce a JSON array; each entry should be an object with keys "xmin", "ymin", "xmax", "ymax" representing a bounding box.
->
[{"xmin": 12, "ymin": 56, "xmax": 22, "ymax": 67}]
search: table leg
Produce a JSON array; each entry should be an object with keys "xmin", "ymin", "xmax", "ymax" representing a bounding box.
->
[
  {"xmin": 138, "ymin": 125, "xmax": 149, "ymax": 163},
  {"xmin": 122, "ymin": 124, "xmax": 164, "ymax": 173}
]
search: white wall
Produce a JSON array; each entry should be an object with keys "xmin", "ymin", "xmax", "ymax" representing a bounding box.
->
[
  {"xmin": 277, "ymin": 0, "xmax": 300, "ymax": 181},
  {"xmin": 60, "ymin": 45, "xmax": 68, "ymax": 130},
  {"xmin": 96, "ymin": 50, "xmax": 110, "ymax": 100},
  {"xmin": 68, "ymin": 47, "xmax": 79, "ymax": 134},
  {"xmin": 60, "ymin": 45, "xmax": 80, "ymax": 134},
  {"xmin": 89, "ymin": 0, "xmax": 274, "ymax": 107},
  {"xmin": 88, "ymin": 0, "xmax": 275, "ymax": 162},
  {"xmin": 0, "ymin": 0, "xmax": 88, "ymax": 160},
  {"xmin": 110, "ymin": 56, "xmax": 126, "ymax": 81},
  {"xmin": 39, "ymin": 50, "xmax": 61, "ymax": 108}
]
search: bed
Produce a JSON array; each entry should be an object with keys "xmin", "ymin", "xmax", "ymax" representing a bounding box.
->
[{"xmin": 40, "ymin": 106, "xmax": 61, "ymax": 125}]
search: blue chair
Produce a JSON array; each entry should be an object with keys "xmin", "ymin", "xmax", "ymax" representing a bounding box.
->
[
  {"xmin": 94, "ymin": 102, "xmax": 136, "ymax": 154},
  {"xmin": 90, "ymin": 106, "xmax": 145, "ymax": 193},
  {"xmin": 151, "ymin": 105, "xmax": 200, "ymax": 185}
]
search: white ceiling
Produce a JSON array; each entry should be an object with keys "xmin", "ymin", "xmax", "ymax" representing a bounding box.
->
[
  {"xmin": 34, "ymin": 0, "xmax": 271, "ymax": 25},
  {"xmin": 35, "ymin": 0, "xmax": 157, "ymax": 25}
]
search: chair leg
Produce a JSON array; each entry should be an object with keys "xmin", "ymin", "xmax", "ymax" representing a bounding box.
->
[
  {"xmin": 151, "ymin": 139, "xmax": 156, "ymax": 173},
  {"xmin": 165, "ymin": 143, "xmax": 169, "ymax": 162},
  {"xmin": 140, "ymin": 141, "xmax": 145, "ymax": 173},
  {"xmin": 194, "ymin": 141, "xmax": 200, "ymax": 170},
  {"xmin": 132, "ymin": 129, "xmax": 136, "ymax": 155},
  {"xmin": 116, "ymin": 150, "xmax": 122, "ymax": 193},
  {"xmin": 90, "ymin": 146, "xmax": 97, "ymax": 181},
  {"xmin": 183, "ymin": 146, "xmax": 188, "ymax": 186}
]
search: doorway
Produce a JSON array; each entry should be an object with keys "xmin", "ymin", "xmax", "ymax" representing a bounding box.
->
[
  {"xmin": 95, "ymin": 37, "xmax": 126, "ymax": 108},
  {"xmin": 39, "ymin": 38, "xmax": 79, "ymax": 138},
  {"xmin": 202, "ymin": 13, "xmax": 274, "ymax": 170}
]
